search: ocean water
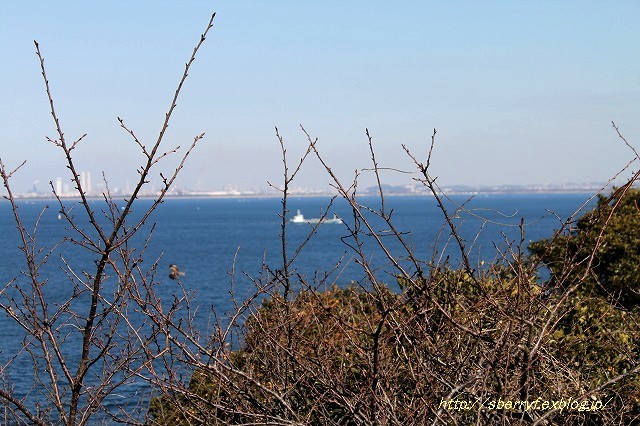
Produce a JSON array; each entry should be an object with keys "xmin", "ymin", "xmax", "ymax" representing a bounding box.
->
[{"xmin": 0, "ymin": 193, "xmax": 597, "ymax": 418}]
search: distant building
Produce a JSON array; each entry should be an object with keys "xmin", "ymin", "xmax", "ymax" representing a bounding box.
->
[{"xmin": 77, "ymin": 171, "xmax": 92, "ymax": 195}]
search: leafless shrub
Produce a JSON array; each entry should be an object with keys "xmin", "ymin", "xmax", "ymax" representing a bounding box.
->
[{"xmin": 0, "ymin": 13, "xmax": 215, "ymax": 425}]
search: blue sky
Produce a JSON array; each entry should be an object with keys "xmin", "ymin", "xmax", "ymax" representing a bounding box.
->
[{"xmin": 1, "ymin": 1, "xmax": 639, "ymax": 194}]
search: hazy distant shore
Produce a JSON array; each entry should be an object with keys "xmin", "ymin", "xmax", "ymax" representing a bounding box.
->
[{"xmin": 3, "ymin": 187, "xmax": 612, "ymax": 201}]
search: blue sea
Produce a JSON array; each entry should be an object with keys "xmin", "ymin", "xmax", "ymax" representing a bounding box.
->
[{"xmin": 0, "ymin": 193, "xmax": 597, "ymax": 419}]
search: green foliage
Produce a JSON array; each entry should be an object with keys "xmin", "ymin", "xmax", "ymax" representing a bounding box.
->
[
  {"xmin": 530, "ymin": 188, "xmax": 640, "ymax": 414},
  {"xmin": 530, "ymin": 187, "xmax": 640, "ymax": 308}
]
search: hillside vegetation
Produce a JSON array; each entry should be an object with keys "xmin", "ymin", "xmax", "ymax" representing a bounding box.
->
[{"xmin": 149, "ymin": 188, "xmax": 640, "ymax": 425}]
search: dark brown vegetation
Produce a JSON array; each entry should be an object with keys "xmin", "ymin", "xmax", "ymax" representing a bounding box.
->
[{"xmin": 1, "ymin": 11, "xmax": 639, "ymax": 426}]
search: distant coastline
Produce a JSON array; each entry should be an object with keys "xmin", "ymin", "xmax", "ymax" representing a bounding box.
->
[{"xmin": 2, "ymin": 182, "xmax": 617, "ymax": 201}]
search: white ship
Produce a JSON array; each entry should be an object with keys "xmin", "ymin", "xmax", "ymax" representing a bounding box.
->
[{"xmin": 290, "ymin": 209, "xmax": 342, "ymax": 224}]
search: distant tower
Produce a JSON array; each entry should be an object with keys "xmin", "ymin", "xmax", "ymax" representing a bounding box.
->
[
  {"xmin": 86, "ymin": 172, "xmax": 92, "ymax": 194},
  {"xmin": 80, "ymin": 172, "xmax": 86, "ymax": 193},
  {"xmin": 55, "ymin": 177, "xmax": 63, "ymax": 195}
]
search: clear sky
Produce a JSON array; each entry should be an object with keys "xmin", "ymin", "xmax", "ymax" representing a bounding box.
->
[{"xmin": 1, "ymin": 1, "xmax": 639, "ymax": 194}]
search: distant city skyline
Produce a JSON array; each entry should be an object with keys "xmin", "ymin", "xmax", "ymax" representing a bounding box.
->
[
  {"xmin": 13, "ymin": 174, "xmax": 617, "ymax": 200},
  {"xmin": 1, "ymin": 2, "xmax": 639, "ymax": 196}
]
